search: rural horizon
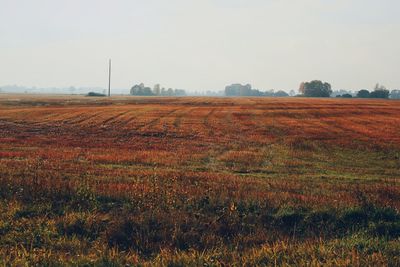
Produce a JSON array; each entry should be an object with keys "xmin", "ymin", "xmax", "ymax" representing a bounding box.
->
[
  {"xmin": 1, "ymin": 60, "xmax": 399, "ymax": 97},
  {"xmin": 1, "ymin": 80, "xmax": 399, "ymax": 98}
]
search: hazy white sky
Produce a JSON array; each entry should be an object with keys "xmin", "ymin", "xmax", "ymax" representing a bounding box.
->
[{"xmin": 1, "ymin": 0, "xmax": 399, "ymax": 91}]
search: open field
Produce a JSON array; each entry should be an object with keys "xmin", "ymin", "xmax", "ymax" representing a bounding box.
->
[{"xmin": 0, "ymin": 95, "xmax": 399, "ymax": 266}]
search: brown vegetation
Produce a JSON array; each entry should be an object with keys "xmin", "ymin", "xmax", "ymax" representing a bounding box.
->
[{"xmin": 0, "ymin": 95, "xmax": 399, "ymax": 265}]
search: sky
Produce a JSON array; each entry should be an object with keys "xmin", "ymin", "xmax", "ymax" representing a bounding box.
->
[{"xmin": 1, "ymin": 0, "xmax": 399, "ymax": 92}]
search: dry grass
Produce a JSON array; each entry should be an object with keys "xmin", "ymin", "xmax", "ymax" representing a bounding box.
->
[{"xmin": 0, "ymin": 95, "xmax": 399, "ymax": 265}]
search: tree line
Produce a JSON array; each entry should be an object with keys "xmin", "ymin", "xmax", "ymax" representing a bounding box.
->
[
  {"xmin": 299, "ymin": 81, "xmax": 399, "ymax": 99},
  {"xmin": 353, "ymin": 84, "xmax": 398, "ymax": 99},
  {"xmin": 224, "ymin": 84, "xmax": 289, "ymax": 97},
  {"xmin": 128, "ymin": 81, "xmax": 399, "ymax": 99},
  {"xmin": 130, "ymin": 83, "xmax": 186, "ymax": 96}
]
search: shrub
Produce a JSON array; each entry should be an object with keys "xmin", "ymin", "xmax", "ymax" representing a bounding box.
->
[
  {"xmin": 106, "ymin": 217, "xmax": 139, "ymax": 251},
  {"xmin": 57, "ymin": 212, "xmax": 106, "ymax": 240},
  {"xmin": 341, "ymin": 207, "xmax": 369, "ymax": 228},
  {"xmin": 87, "ymin": 92, "xmax": 106, "ymax": 97},
  {"xmin": 106, "ymin": 215, "xmax": 167, "ymax": 255},
  {"xmin": 304, "ymin": 209, "xmax": 337, "ymax": 233},
  {"xmin": 341, "ymin": 93, "xmax": 353, "ymax": 98},
  {"xmin": 274, "ymin": 207, "xmax": 305, "ymax": 229},
  {"xmin": 369, "ymin": 222, "xmax": 400, "ymax": 238}
]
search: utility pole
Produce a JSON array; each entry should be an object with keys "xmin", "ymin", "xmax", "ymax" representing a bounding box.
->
[{"xmin": 108, "ymin": 59, "xmax": 111, "ymax": 97}]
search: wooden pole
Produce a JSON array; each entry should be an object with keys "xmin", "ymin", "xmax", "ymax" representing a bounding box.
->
[{"xmin": 108, "ymin": 59, "xmax": 111, "ymax": 97}]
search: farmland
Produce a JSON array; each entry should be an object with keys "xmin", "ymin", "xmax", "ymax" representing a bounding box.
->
[{"xmin": 0, "ymin": 95, "xmax": 399, "ymax": 266}]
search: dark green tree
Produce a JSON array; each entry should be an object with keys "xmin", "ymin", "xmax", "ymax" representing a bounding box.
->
[
  {"xmin": 356, "ymin": 89, "xmax": 370, "ymax": 98},
  {"xmin": 370, "ymin": 89, "xmax": 389, "ymax": 99},
  {"xmin": 130, "ymin": 84, "xmax": 155, "ymax": 96},
  {"xmin": 341, "ymin": 93, "xmax": 353, "ymax": 98},
  {"xmin": 302, "ymin": 80, "xmax": 332, "ymax": 97},
  {"xmin": 390, "ymin": 90, "xmax": 400, "ymax": 99},
  {"xmin": 274, "ymin": 90, "xmax": 289, "ymax": 97}
]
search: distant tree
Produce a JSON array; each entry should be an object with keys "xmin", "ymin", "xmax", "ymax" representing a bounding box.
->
[
  {"xmin": 130, "ymin": 83, "xmax": 154, "ymax": 96},
  {"xmin": 356, "ymin": 89, "xmax": 370, "ymax": 98},
  {"xmin": 374, "ymin": 83, "xmax": 386, "ymax": 91},
  {"xmin": 331, "ymin": 89, "xmax": 353, "ymax": 97},
  {"xmin": 203, "ymin": 90, "xmax": 223, "ymax": 96},
  {"xmin": 298, "ymin": 82, "xmax": 305, "ymax": 95},
  {"xmin": 174, "ymin": 89, "xmax": 186, "ymax": 96},
  {"xmin": 143, "ymin": 87, "xmax": 153, "ymax": 95},
  {"xmin": 224, "ymin": 84, "xmax": 287, "ymax": 97},
  {"xmin": 130, "ymin": 84, "xmax": 186, "ymax": 96},
  {"xmin": 301, "ymin": 80, "xmax": 332, "ymax": 97},
  {"xmin": 390, "ymin": 90, "xmax": 400, "ymax": 99},
  {"xmin": 370, "ymin": 89, "xmax": 389, "ymax": 99},
  {"xmin": 274, "ymin": 90, "xmax": 289, "ymax": 97},
  {"xmin": 225, "ymin": 84, "xmax": 252, "ymax": 96},
  {"xmin": 153, "ymin": 84, "xmax": 161, "ymax": 96},
  {"xmin": 369, "ymin": 84, "xmax": 389, "ymax": 99},
  {"xmin": 250, "ymin": 89, "xmax": 264, "ymax": 96},
  {"xmin": 240, "ymin": 84, "xmax": 252, "ymax": 96},
  {"xmin": 289, "ymin": 90, "xmax": 296, "ymax": 96},
  {"xmin": 341, "ymin": 93, "xmax": 353, "ymax": 98}
]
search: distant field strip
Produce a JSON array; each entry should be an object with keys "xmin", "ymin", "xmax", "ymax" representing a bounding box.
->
[{"xmin": 0, "ymin": 97, "xmax": 400, "ymax": 146}]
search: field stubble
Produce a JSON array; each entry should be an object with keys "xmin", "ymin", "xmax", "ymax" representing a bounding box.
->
[{"xmin": 0, "ymin": 95, "xmax": 399, "ymax": 265}]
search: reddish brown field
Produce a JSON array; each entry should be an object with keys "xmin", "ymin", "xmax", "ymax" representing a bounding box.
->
[
  {"xmin": 0, "ymin": 95, "xmax": 399, "ymax": 265},
  {"xmin": 0, "ymin": 96, "xmax": 399, "ymax": 206}
]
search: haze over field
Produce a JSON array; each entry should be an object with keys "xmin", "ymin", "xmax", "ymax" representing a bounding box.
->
[{"xmin": 1, "ymin": 0, "xmax": 400, "ymax": 91}]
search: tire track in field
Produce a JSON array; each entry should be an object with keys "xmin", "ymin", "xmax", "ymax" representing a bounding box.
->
[
  {"xmin": 26, "ymin": 109, "xmax": 65, "ymax": 124},
  {"xmin": 0, "ymin": 108, "xmax": 104, "ymax": 135},
  {"xmin": 119, "ymin": 108, "xmax": 155, "ymax": 129},
  {"xmin": 173, "ymin": 107, "xmax": 197, "ymax": 129},
  {"xmin": 135, "ymin": 108, "xmax": 180, "ymax": 132},
  {"xmin": 80, "ymin": 107, "xmax": 159, "ymax": 136},
  {"xmin": 34, "ymin": 109, "xmax": 81, "ymax": 124},
  {"xmin": 201, "ymin": 107, "xmax": 243, "ymax": 170},
  {"xmin": 99, "ymin": 108, "xmax": 159, "ymax": 137},
  {"xmin": 100, "ymin": 109, "xmax": 134, "ymax": 126},
  {"xmin": 44, "ymin": 108, "xmax": 100, "ymax": 125},
  {"xmin": 221, "ymin": 107, "xmax": 246, "ymax": 140},
  {"xmin": 29, "ymin": 108, "xmax": 118, "ymax": 136},
  {"xmin": 203, "ymin": 107, "xmax": 217, "ymax": 136},
  {"xmin": 320, "ymin": 116, "xmax": 398, "ymax": 142},
  {"xmin": 68, "ymin": 110, "xmax": 105, "ymax": 125}
]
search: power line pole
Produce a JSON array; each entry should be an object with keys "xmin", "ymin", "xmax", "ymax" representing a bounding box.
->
[{"xmin": 108, "ymin": 59, "xmax": 111, "ymax": 97}]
